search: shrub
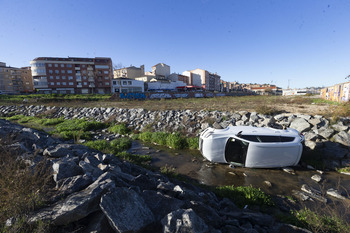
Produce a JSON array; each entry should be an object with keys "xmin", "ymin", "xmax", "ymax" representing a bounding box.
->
[
  {"xmin": 108, "ymin": 124, "xmax": 130, "ymax": 135},
  {"xmin": 139, "ymin": 131, "xmax": 153, "ymax": 142},
  {"xmin": 151, "ymin": 132, "xmax": 169, "ymax": 146},
  {"xmin": 186, "ymin": 137, "xmax": 199, "ymax": 150},
  {"xmin": 215, "ymin": 185, "xmax": 274, "ymax": 208},
  {"xmin": 110, "ymin": 138, "xmax": 132, "ymax": 153},
  {"xmin": 84, "ymin": 140, "xmax": 110, "ymax": 153},
  {"xmin": 166, "ymin": 133, "xmax": 186, "ymax": 149}
]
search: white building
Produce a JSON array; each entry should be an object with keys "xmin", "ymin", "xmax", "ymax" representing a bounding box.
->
[
  {"xmin": 147, "ymin": 79, "xmax": 187, "ymax": 91},
  {"xmin": 112, "ymin": 78, "xmax": 144, "ymax": 93}
]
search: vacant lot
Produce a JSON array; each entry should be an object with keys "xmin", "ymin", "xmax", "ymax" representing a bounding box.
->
[{"xmin": 0, "ymin": 94, "xmax": 347, "ymax": 117}]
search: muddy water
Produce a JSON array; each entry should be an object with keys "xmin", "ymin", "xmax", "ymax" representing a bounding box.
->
[{"xmin": 129, "ymin": 140, "xmax": 350, "ymax": 218}]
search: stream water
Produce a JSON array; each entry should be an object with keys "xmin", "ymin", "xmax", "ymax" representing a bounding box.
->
[{"xmin": 129, "ymin": 140, "xmax": 350, "ymax": 220}]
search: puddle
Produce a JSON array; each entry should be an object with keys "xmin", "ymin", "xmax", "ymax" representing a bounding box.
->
[{"xmin": 129, "ymin": 140, "xmax": 350, "ymax": 220}]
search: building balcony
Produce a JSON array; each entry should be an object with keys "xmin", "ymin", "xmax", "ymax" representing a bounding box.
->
[
  {"xmin": 77, "ymin": 85, "xmax": 82, "ymax": 88},
  {"xmin": 89, "ymin": 84, "xmax": 95, "ymax": 88},
  {"xmin": 75, "ymin": 67, "xmax": 80, "ymax": 70},
  {"xmin": 88, "ymin": 77, "xmax": 94, "ymax": 82},
  {"xmin": 87, "ymin": 67, "xmax": 93, "ymax": 71},
  {"xmin": 76, "ymin": 78, "xmax": 82, "ymax": 82}
]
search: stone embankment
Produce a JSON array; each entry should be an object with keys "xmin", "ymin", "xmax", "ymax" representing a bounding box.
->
[
  {"xmin": 0, "ymin": 119, "xmax": 312, "ymax": 232},
  {"xmin": 0, "ymin": 105, "xmax": 349, "ymax": 169}
]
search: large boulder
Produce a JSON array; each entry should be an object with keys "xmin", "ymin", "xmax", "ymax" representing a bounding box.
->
[
  {"xmin": 290, "ymin": 118, "xmax": 311, "ymax": 133},
  {"xmin": 99, "ymin": 187, "xmax": 155, "ymax": 233},
  {"xmin": 28, "ymin": 173, "xmax": 115, "ymax": 225},
  {"xmin": 52, "ymin": 158, "xmax": 83, "ymax": 182},
  {"xmin": 141, "ymin": 190, "xmax": 185, "ymax": 221},
  {"xmin": 332, "ymin": 131, "xmax": 350, "ymax": 147}
]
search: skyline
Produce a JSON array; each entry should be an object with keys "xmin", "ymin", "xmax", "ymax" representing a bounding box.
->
[{"xmin": 1, "ymin": 0, "xmax": 350, "ymax": 89}]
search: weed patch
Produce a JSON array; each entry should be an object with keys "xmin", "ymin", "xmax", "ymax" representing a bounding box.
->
[
  {"xmin": 84, "ymin": 138, "xmax": 132, "ymax": 154},
  {"xmin": 215, "ymin": 185, "xmax": 274, "ymax": 208},
  {"xmin": 108, "ymin": 123, "xmax": 130, "ymax": 135}
]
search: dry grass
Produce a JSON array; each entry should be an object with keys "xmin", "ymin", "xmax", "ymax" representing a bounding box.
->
[
  {"xmin": 0, "ymin": 142, "xmax": 54, "ymax": 231},
  {"xmin": 0, "ymin": 95, "xmax": 334, "ymax": 115}
]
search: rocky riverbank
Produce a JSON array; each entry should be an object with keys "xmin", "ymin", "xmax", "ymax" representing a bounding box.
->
[
  {"xmin": 0, "ymin": 105, "xmax": 349, "ymax": 170},
  {"xmin": 0, "ymin": 118, "xmax": 315, "ymax": 232}
]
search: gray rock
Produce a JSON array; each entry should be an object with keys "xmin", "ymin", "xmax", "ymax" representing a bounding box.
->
[
  {"xmin": 162, "ymin": 208, "xmax": 209, "ymax": 233},
  {"xmin": 322, "ymin": 142, "xmax": 348, "ymax": 159},
  {"xmin": 52, "ymin": 159, "xmax": 83, "ymax": 182},
  {"xmin": 56, "ymin": 174, "xmax": 93, "ymax": 197},
  {"xmin": 318, "ymin": 127, "xmax": 335, "ymax": 139},
  {"xmin": 44, "ymin": 144, "xmax": 75, "ymax": 158},
  {"xmin": 326, "ymin": 188, "xmax": 346, "ymax": 200},
  {"xmin": 303, "ymin": 132, "xmax": 318, "ymax": 141},
  {"xmin": 290, "ymin": 118, "xmax": 311, "ymax": 133},
  {"xmin": 100, "ymin": 187, "xmax": 155, "ymax": 233},
  {"xmin": 212, "ymin": 122, "xmax": 223, "ymax": 129},
  {"xmin": 301, "ymin": 184, "xmax": 327, "ymax": 203},
  {"xmin": 28, "ymin": 173, "xmax": 115, "ymax": 225},
  {"xmin": 304, "ymin": 140, "xmax": 316, "ymax": 150},
  {"xmin": 331, "ymin": 123, "xmax": 349, "ymax": 132},
  {"xmin": 83, "ymin": 211, "xmax": 115, "ymax": 233},
  {"xmin": 283, "ymin": 167, "xmax": 295, "ymax": 175},
  {"xmin": 311, "ymin": 174, "xmax": 322, "ymax": 183},
  {"xmin": 190, "ymin": 201, "xmax": 222, "ymax": 228},
  {"xmin": 79, "ymin": 160, "xmax": 103, "ymax": 180},
  {"xmin": 333, "ymin": 131, "xmax": 350, "ymax": 146},
  {"xmin": 141, "ymin": 190, "xmax": 185, "ymax": 221}
]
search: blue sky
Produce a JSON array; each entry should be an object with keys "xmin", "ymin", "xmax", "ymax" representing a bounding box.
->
[{"xmin": 1, "ymin": 0, "xmax": 349, "ymax": 89}]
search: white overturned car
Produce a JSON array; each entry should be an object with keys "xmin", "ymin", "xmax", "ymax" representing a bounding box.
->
[{"xmin": 199, "ymin": 126, "xmax": 304, "ymax": 168}]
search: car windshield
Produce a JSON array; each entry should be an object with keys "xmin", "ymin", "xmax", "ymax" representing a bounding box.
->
[{"xmin": 238, "ymin": 135, "xmax": 295, "ymax": 143}]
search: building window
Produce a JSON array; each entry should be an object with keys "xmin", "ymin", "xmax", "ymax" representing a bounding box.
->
[
  {"xmin": 67, "ymin": 64, "xmax": 72, "ymax": 68},
  {"xmin": 67, "ymin": 70, "xmax": 72, "ymax": 74},
  {"xmin": 62, "ymin": 82, "xmax": 66, "ymax": 86},
  {"xmin": 55, "ymin": 70, "xmax": 59, "ymax": 74},
  {"xmin": 82, "ymin": 70, "xmax": 86, "ymax": 74},
  {"xmin": 50, "ymin": 76, "xmax": 53, "ymax": 80},
  {"xmin": 57, "ymin": 82, "xmax": 60, "ymax": 85},
  {"xmin": 68, "ymin": 76, "xmax": 73, "ymax": 80},
  {"xmin": 50, "ymin": 82, "xmax": 54, "ymax": 85},
  {"xmin": 62, "ymin": 76, "xmax": 66, "ymax": 79},
  {"xmin": 62, "ymin": 70, "xmax": 65, "ymax": 74},
  {"xmin": 104, "ymin": 71, "xmax": 109, "ymax": 74},
  {"xmin": 105, "ymin": 82, "xmax": 109, "ymax": 85},
  {"xmin": 123, "ymin": 81, "xmax": 127, "ymax": 85},
  {"xmin": 104, "ymin": 76, "xmax": 109, "ymax": 80},
  {"xmin": 83, "ymin": 76, "xmax": 87, "ymax": 80},
  {"xmin": 48, "ymin": 64, "xmax": 52, "ymax": 67},
  {"xmin": 112, "ymin": 81, "xmax": 116, "ymax": 85},
  {"xmin": 69, "ymin": 82, "xmax": 74, "ymax": 85},
  {"xmin": 82, "ymin": 65, "xmax": 86, "ymax": 68},
  {"xmin": 128, "ymin": 81, "xmax": 132, "ymax": 85},
  {"xmin": 49, "ymin": 70, "xmax": 53, "ymax": 74},
  {"xmin": 54, "ymin": 64, "xmax": 58, "ymax": 67},
  {"xmin": 61, "ymin": 64, "xmax": 64, "ymax": 68}
]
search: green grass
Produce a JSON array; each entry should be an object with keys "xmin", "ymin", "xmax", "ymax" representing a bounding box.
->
[
  {"xmin": 116, "ymin": 151, "xmax": 152, "ymax": 165},
  {"xmin": 215, "ymin": 185, "xmax": 274, "ymax": 208},
  {"xmin": 54, "ymin": 119, "xmax": 107, "ymax": 140},
  {"xmin": 336, "ymin": 167, "xmax": 350, "ymax": 173},
  {"xmin": 166, "ymin": 133, "xmax": 186, "ymax": 149},
  {"xmin": 186, "ymin": 137, "xmax": 199, "ymax": 150},
  {"xmin": 84, "ymin": 138, "xmax": 132, "ymax": 154},
  {"xmin": 292, "ymin": 208, "xmax": 350, "ymax": 233},
  {"xmin": 108, "ymin": 123, "xmax": 131, "ymax": 135}
]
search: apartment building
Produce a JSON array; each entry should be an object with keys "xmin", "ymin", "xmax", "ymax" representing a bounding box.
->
[
  {"xmin": 30, "ymin": 57, "xmax": 113, "ymax": 94},
  {"xmin": 183, "ymin": 69, "xmax": 221, "ymax": 91},
  {"xmin": 114, "ymin": 65, "xmax": 144, "ymax": 79},
  {"xmin": 0, "ymin": 62, "xmax": 27, "ymax": 94},
  {"xmin": 20, "ymin": 67, "xmax": 34, "ymax": 93}
]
